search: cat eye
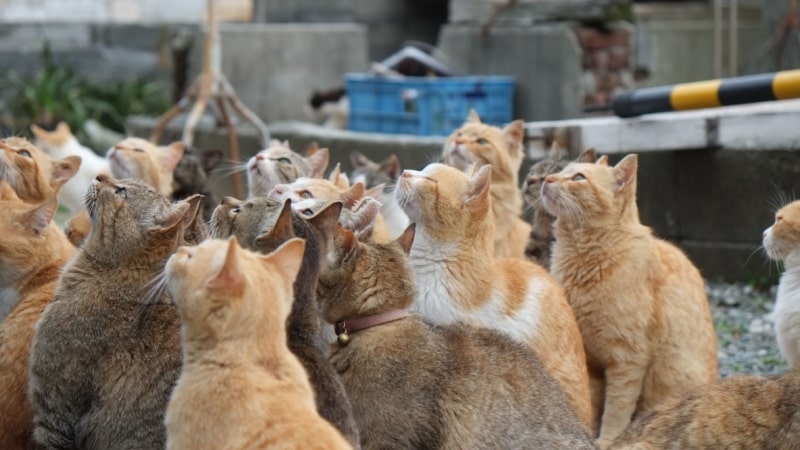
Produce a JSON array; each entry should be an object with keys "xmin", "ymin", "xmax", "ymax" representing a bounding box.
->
[
  {"xmin": 572, "ymin": 173, "xmax": 586, "ymax": 181},
  {"xmin": 231, "ymin": 207, "xmax": 241, "ymax": 214},
  {"xmin": 17, "ymin": 150, "xmax": 31, "ymax": 157},
  {"xmin": 476, "ymin": 138, "xmax": 489, "ymax": 145},
  {"xmin": 115, "ymin": 186, "xmax": 127, "ymax": 198},
  {"xmin": 302, "ymin": 209, "xmax": 314, "ymax": 216},
  {"xmin": 275, "ymin": 157, "xmax": 291, "ymax": 164},
  {"xmin": 300, "ymin": 190, "xmax": 313, "ymax": 199},
  {"xmin": 133, "ymin": 148, "xmax": 145, "ymax": 153}
]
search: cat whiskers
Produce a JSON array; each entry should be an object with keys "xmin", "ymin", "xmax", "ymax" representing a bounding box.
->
[
  {"xmin": 141, "ymin": 271, "xmax": 170, "ymax": 307},
  {"xmin": 215, "ymin": 159, "xmax": 249, "ymax": 179}
]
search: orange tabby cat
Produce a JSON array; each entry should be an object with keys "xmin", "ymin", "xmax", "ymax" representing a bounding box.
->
[
  {"xmin": 542, "ymin": 154, "xmax": 718, "ymax": 448},
  {"xmin": 395, "ymin": 162, "xmax": 593, "ymax": 429},
  {"xmin": 442, "ymin": 109, "xmax": 531, "ymax": 259},
  {"xmin": 107, "ymin": 137, "xmax": 184, "ymax": 196},
  {"xmin": 164, "ymin": 237, "xmax": 351, "ymax": 450},
  {"xmin": 610, "ymin": 366, "xmax": 800, "ymax": 449},
  {"xmin": 0, "ymin": 137, "xmax": 81, "ymax": 204},
  {"xmin": 0, "ymin": 182, "xmax": 75, "ymax": 449}
]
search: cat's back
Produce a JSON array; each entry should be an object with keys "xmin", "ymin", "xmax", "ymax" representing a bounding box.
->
[{"xmin": 611, "ymin": 369, "xmax": 800, "ymax": 450}]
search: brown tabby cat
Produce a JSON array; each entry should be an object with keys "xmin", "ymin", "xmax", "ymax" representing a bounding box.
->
[
  {"xmin": 107, "ymin": 137, "xmax": 185, "ymax": 196},
  {"xmin": 0, "ymin": 136, "xmax": 81, "ymax": 204},
  {"xmin": 610, "ymin": 367, "xmax": 800, "ymax": 449},
  {"xmin": 442, "ymin": 109, "xmax": 530, "ymax": 259},
  {"xmin": 209, "ymin": 196, "xmax": 361, "ymax": 448},
  {"xmin": 246, "ymin": 140, "xmax": 330, "ymax": 198},
  {"xmin": 395, "ymin": 162, "xmax": 593, "ymax": 429},
  {"xmin": 542, "ymin": 154, "xmax": 719, "ymax": 448},
  {"xmin": 312, "ymin": 220, "xmax": 595, "ymax": 449},
  {"xmin": 164, "ymin": 237, "xmax": 352, "ymax": 450},
  {"xmin": 0, "ymin": 182, "xmax": 75, "ymax": 450},
  {"xmin": 28, "ymin": 175, "xmax": 198, "ymax": 450},
  {"xmin": 523, "ymin": 145, "xmax": 596, "ymax": 269}
]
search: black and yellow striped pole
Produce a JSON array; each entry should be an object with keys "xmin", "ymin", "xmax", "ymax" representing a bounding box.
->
[{"xmin": 612, "ymin": 69, "xmax": 800, "ymax": 118}]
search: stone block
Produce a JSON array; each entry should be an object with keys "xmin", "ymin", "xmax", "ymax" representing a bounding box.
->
[
  {"xmin": 218, "ymin": 23, "xmax": 369, "ymax": 123},
  {"xmin": 437, "ymin": 24, "xmax": 583, "ymax": 121}
]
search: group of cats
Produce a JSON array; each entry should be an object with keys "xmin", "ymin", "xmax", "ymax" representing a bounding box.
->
[{"xmin": 0, "ymin": 111, "xmax": 798, "ymax": 450}]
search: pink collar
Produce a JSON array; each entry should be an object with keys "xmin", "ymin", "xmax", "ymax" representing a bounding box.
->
[{"xmin": 334, "ymin": 308, "xmax": 410, "ymax": 345}]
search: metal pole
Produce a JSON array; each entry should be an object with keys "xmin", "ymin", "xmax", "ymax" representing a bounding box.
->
[
  {"xmin": 713, "ymin": 0, "xmax": 723, "ymax": 78},
  {"xmin": 729, "ymin": 0, "xmax": 738, "ymax": 76}
]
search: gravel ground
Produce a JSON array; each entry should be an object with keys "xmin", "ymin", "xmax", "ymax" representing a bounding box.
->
[{"xmin": 707, "ymin": 281, "xmax": 789, "ymax": 378}]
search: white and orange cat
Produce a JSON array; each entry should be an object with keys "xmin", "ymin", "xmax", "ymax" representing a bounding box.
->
[
  {"xmin": 395, "ymin": 162, "xmax": 593, "ymax": 430},
  {"xmin": 442, "ymin": 110, "xmax": 531, "ymax": 259},
  {"xmin": 164, "ymin": 237, "xmax": 351, "ymax": 450},
  {"xmin": 31, "ymin": 122, "xmax": 111, "ymax": 213},
  {"xmin": 763, "ymin": 200, "xmax": 800, "ymax": 367},
  {"xmin": 0, "ymin": 136, "xmax": 81, "ymax": 206},
  {"xmin": 107, "ymin": 137, "xmax": 185, "ymax": 196},
  {"xmin": 542, "ymin": 154, "xmax": 718, "ymax": 448},
  {"xmin": 246, "ymin": 140, "xmax": 330, "ymax": 198}
]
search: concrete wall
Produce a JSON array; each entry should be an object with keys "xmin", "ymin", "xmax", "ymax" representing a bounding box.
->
[{"xmin": 0, "ymin": 0, "xmax": 251, "ymax": 23}]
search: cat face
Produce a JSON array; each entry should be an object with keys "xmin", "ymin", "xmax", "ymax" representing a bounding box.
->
[
  {"xmin": 763, "ymin": 200, "xmax": 800, "ymax": 261},
  {"xmin": 246, "ymin": 142, "xmax": 329, "ymax": 198},
  {"xmin": 442, "ymin": 110, "xmax": 525, "ymax": 183},
  {"xmin": 173, "ymin": 148, "xmax": 222, "ymax": 194},
  {"xmin": 166, "ymin": 237, "xmax": 305, "ymax": 341},
  {"xmin": 395, "ymin": 163, "xmax": 492, "ymax": 239},
  {"xmin": 210, "ymin": 196, "xmax": 286, "ymax": 246},
  {"xmin": 349, "ymin": 151, "xmax": 401, "ymax": 189},
  {"xmin": 270, "ymin": 177, "xmax": 369, "ymax": 210},
  {"xmin": 107, "ymin": 138, "xmax": 184, "ymax": 195},
  {"xmin": 541, "ymin": 154, "xmax": 638, "ymax": 226},
  {"xmin": 523, "ymin": 159, "xmax": 570, "ymax": 209},
  {"xmin": 0, "ymin": 137, "xmax": 80, "ymax": 203},
  {"xmin": 30, "ymin": 122, "xmax": 74, "ymax": 153}
]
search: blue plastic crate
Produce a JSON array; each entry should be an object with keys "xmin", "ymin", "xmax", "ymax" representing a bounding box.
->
[{"xmin": 346, "ymin": 73, "xmax": 515, "ymax": 136}]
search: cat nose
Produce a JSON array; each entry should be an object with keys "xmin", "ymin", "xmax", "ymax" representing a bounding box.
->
[
  {"xmin": 272, "ymin": 185, "xmax": 285, "ymax": 195},
  {"xmin": 255, "ymin": 154, "xmax": 264, "ymax": 161},
  {"xmin": 95, "ymin": 174, "xmax": 109, "ymax": 183},
  {"xmin": 543, "ymin": 175, "xmax": 555, "ymax": 184}
]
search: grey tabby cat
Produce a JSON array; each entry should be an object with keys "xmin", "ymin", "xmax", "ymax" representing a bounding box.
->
[
  {"xmin": 171, "ymin": 146, "xmax": 223, "ymax": 222},
  {"xmin": 29, "ymin": 175, "xmax": 199, "ymax": 450},
  {"xmin": 246, "ymin": 140, "xmax": 329, "ymax": 198},
  {"xmin": 312, "ymin": 219, "xmax": 597, "ymax": 449},
  {"xmin": 349, "ymin": 151, "xmax": 401, "ymax": 189},
  {"xmin": 523, "ymin": 145, "xmax": 596, "ymax": 269},
  {"xmin": 210, "ymin": 195, "xmax": 361, "ymax": 448}
]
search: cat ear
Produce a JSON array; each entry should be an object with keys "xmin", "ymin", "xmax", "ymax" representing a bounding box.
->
[
  {"xmin": 364, "ymin": 183, "xmax": 385, "ymax": 200},
  {"xmin": 380, "ymin": 154, "xmax": 401, "ymax": 179},
  {"xmin": 466, "ymin": 108, "xmax": 482, "ymax": 124},
  {"xmin": 0, "ymin": 180, "xmax": 20, "ymax": 201},
  {"xmin": 350, "ymin": 151, "xmax": 370, "ymax": 168},
  {"xmin": 349, "ymin": 197, "xmax": 381, "ymax": 240},
  {"xmin": 576, "ymin": 148, "xmax": 597, "ymax": 163},
  {"xmin": 334, "ymin": 225, "xmax": 358, "ymax": 261},
  {"xmin": 152, "ymin": 201, "xmax": 192, "ymax": 238},
  {"xmin": 183, "ymin": 194, "xmax": 204, "ymax": 223},
  {"xmin": 465, "ymin": 164, "xmax": 492, "ymax": 208},
  {"xmin": 503, "ymin": 120, "xmax": 525, "ymax": 159},
  {"xmin": 547, "ymin": 141, "xmax": 564, "ymax": 159},
  {"xmin": 305, "ymin": 201, "xmax": 343, "ymax": 250},
  {"xmin": 160, "ymin": 141, "xmax": 186, "ymax": 173},
  {"xmin": 30, "ymin": 123, "xmax": 46, "ymax": 139},
  {"xmin": 328, "ymin": 163, "xmax": 350, "ymax": 189},
  {"xmin": 202, "ymin": 150, "xmax": 224, "ymax": 173},
  {"xmin": 340, "ymin": 182, "xmax": 365, "ymax": 209},
  {"xmin": 306, "ymin": 147, "xmax": 329, "ymax": 179},
  {"xmin": 52, "ymin": 155, "xmax": 82, "ymax": 188},
  {"xmin": 20, "ymin": 198, "xmax": 58, "ymax": 235},
  {"xmin": 597, "ymin": 155, "xmax": 609, "ymax": 166},
  {"xmin": 255, "ymin": 199, "xmax": 295, "ymax": 250},
  {"xmin": 56, "ymin": 122, "xmax": 71, "ymax": 134},
  {"xmin": 305, "ymin": 142, "xmax": 320, "ymax": 156},
  {"xmin": 282, "ymin": 140, "xmax": 291, "ymax": 148},
  {"xmin": 613, "ymin": 154, "xmax": 638, "ymax": 192},
  {"xmin": 207, "ymin": 236, "xmax": 245, "ymax": 296},
  {"xmin": 395, "ymin": 223, "xmax": 416, "ymax": 255},
  {"xmin": 260, "ymin": 237, "xmax": 306, "ymax": 286}
]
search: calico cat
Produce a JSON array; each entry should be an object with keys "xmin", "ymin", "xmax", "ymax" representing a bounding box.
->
[
  {"xmin": 0, "ymin": 182, "xmax": 75, "ymax": 449},
  {"xmin": 31, "ymin": 122, "xmax": 112, "ymax": 213},
  {"xmin": 609, "ymin": 367, "xmax": 800, "ymax": 449},
  {"xmin": 313, "ymin": 220, "xmax": 596, "ymax": 449},
  {"xmin": 0, "ymin": 136, "xmax": 81, "ymax": 205},
  {"xmin": 164, "ymin": 237, "xmax": 352, "ymax": 450},
  {"xmin": 542, "ymin": 154, "xmax": 719, "ymax": 448},
  {"xmin": 523, "ymin": 145, "xmax": 597, "ymax": 269},
  {"xmin": 305, "ymin": 86, "xmax": 348, "ymax": 130},
  {"xmin": 348, "ymin": 151, "xmax": 409, "ymax": 238},
  {"xmin": 107, "ymin": 137, "xmax": 185, "ymax": 196},
  {"xmin": 395, "ymin": 162, "xmax": 593, "ymax": 429},
  {"xmin": 28, "ymin": 175, "xmax": 199, "ymax": 450},
  {"xmin": 271, "ymin": 177, "xmax": 393, "ymax": 242},
  {"xmin": 762, "ymin": 199, "xmax": 800, "ymax": 367},
  {"xmin": 171, "ymin": 146, "xmax": 223, "ymax": 222},
  {"xmin": 246, "ymin": 140, "xmax": 329, "ymax": 198},
  {"xmin": 209, "ymin": 196, "xmax": 361, "ymax": 448},
  {"xmin": 442, "ymin": 109, "xmax": 531, "ymax": 259}
]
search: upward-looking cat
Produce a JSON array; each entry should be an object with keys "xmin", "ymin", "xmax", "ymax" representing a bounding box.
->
[
  {"xmin": 523, "ymin": 145, "xmax": 597, "ymax": 269},
  {"xmin": 762, "ymin": 199, "xmax": 800, "ymax": 367},
  {"xmin": 0, "ymin": 182, "xmax": 75, "ymax": 449},
  {"xmin": 171, "ymin": 147, "xmax": 223, "ymax": 222},
  {"xmin": 0, "ymin": 136, "xmax": 81, "ymax": 205},
  {"xmin": 609, "ymin": 367, "xmax": 800, "ymax": 449},
  {"xmin": 164, "ymin": 237, "xmax": 352, "ymax": 450},
  {"xmin": 542, "ymin": 154, "xmax": 718, "ymax": 448},
  {"xmin": 209, "ymin": 196, "xmax": 361, "ymax": 448},
  {"xmin": 395, "ymin": 162, "xmax": 593, "ymax": 429},
  {"xmin": 348, "ymin": 151, "xmax": 409, "ymax": 238},
  {"xmin": 442, "ymin": 109, "xmax": 531, "ymax": 259},
  {"xmin": 29, "ymin": 175, "xmax": 199, "ymax": 450},
  {"xmin": 107, "ymin": 137, "xmax": 185, "ymax": 196},
  {"xmin": 312, "ymin": 219, "xmax": 595, "ymax": 449},
  {"xmin": 246, "ymin": 140, "xmax": 330, "ymax": 198},
  {"xmin": 31, "ymin": 122, "xmax": 111, "ymax": 213}
]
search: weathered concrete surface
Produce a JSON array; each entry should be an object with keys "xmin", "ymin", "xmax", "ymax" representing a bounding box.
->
[
  {"xmin": 437, "ymin": 24, "xmax": 583, "ymax": 121},
  {"xmin": 449, "ymin": 0, "xmax": 627, "ymax": 24},
  {"xmin": 217, "ymin": 23, "xmax": 369, "ymax": 123}
]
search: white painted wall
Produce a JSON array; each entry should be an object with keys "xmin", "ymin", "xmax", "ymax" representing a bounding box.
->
[{"xmin": 0, "ymin": 0, "xmax": 252, "ymax": 23}]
